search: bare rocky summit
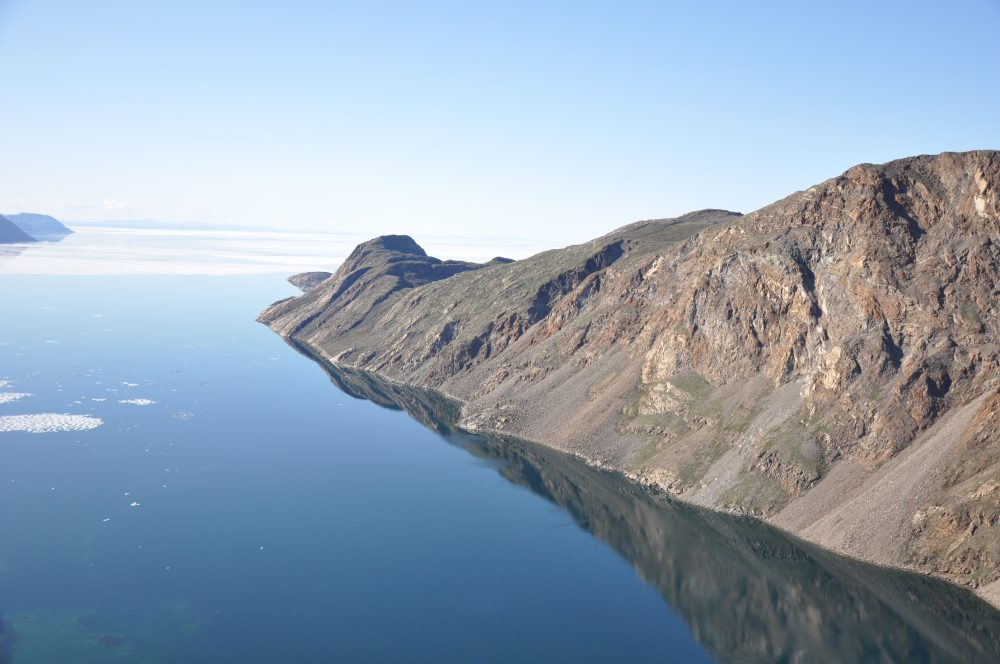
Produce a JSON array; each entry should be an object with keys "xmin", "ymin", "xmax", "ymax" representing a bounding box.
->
[{"xmin": 260, "ymin": 150, "xmax": 1000, "ymax": 603}]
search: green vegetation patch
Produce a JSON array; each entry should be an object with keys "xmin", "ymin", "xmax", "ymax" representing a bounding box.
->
[
  {"xmin": 760, "ymin": 411, "xmax": 824, "ymax": 485},
  {"xmin": 666, "ymin": 370, "xmax": 712, "ymax": 399},
  {"xmin": 720, "ymin": 472, "xmax": 792, "ymax": 516}
]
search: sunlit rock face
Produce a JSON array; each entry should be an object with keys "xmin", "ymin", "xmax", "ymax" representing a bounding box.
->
[{"xmin": 261, "ymin": 150, "xmax": 1000, "ymax": 598}]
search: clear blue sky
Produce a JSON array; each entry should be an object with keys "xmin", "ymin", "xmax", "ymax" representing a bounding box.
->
[{"xmin": 1, "ymin": 0, "xmax": 998, "ymax": 242}]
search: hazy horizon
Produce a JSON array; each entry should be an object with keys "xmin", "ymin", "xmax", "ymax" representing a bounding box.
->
[
  {"xmin": 2, "ymin": 1, "xmax": 998, "ymax": 246},
  {"xmin": 0, "ymin": 225, "xmax": 551, "ymax": 276}
]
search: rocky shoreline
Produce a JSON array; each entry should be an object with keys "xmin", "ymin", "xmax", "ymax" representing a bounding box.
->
[
  {"xmin": 262, "ymin": 150, "xmax": 1000, "ymax": 606},
  {"xmin": 290, "ymin": 335, "xmax": 1000, "ymax": 611},
  {"xmin": 288, "ymin": 338, "xmax": 1000, "ymax": 660}
]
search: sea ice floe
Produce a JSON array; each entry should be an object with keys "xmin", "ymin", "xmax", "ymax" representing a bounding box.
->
[
  {"xmin": 119, "ymin": 399, "xmax": 157, "ymax": 406},
  {"xmin": 91, "ymin": 398, "xmax": 107, "ymax": 402},
  {"xmin": 121, "ymin": 382, "xmax": 139, "ymax": 387},
  {"xmin": 0, "ymin": 380, "xmax": 9, "ymax": 388},
  {"xmin": 0, "ymin": 392, "xmax": 31, "ymax": 404},
  {"xmin": 0, "ymin": 413, "xmax": 103, "ymax": 433}
]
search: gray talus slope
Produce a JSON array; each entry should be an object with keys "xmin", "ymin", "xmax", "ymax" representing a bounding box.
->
[{"xmin": 261, "ymin": 150, "xmax": 1000, "ymax": 600}]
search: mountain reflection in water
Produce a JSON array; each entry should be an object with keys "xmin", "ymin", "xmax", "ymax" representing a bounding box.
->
[{"xmin": 299, "ymin": 344, "xmax": 1000, "ymax": 664}]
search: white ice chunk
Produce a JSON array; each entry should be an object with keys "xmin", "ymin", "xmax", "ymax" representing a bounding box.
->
[{"xmin": 0, "ymin": 413, "xmax": 103, "ymax": 433}]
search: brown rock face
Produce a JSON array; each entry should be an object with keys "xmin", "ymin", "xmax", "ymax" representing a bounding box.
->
[{"xmin": 260, "ymin": 150, "xmax": 1000, "ymax": 599}]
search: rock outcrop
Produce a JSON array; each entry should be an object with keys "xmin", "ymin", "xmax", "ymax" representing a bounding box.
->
[{"xmin": 260, "ymin": 150, "xmax": 1000, "ymax": 602}]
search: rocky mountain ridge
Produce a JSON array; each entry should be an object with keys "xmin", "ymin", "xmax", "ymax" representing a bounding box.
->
[{"xmin": 260, "ymin": 150, "xmax": 1000, "ymax": 603}]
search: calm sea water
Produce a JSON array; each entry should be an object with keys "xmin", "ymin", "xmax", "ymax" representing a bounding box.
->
[{"xmin": 1, "ymin": 232, "xmax": 999, "ymax": 663}]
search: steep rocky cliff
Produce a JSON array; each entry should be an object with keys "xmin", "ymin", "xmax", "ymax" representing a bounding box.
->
[{"xmin": 260, "ymin": 150, "xmax": 1000, "ymax": 601}]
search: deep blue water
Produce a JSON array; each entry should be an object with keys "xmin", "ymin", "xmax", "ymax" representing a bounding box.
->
[
  {"xmin": 0, "ymin": 275, "xmax": 713, "ymax": 662},
  {"xmin": 3, "ymin": 273, "xmax": 1000, "ymax": 663}
]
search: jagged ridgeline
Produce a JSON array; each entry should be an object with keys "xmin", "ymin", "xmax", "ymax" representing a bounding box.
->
[{"xmin": 260, "ymin": 150, "xmax": 1000, "ymax": 600}]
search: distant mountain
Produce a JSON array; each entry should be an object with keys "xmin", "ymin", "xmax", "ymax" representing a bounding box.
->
[
  {"xmin": 288, "ymin": 271, "xmax": 334, "ymax": 292},
  {"xmin": 5, "ymin": 212, "xmax": 73, "ymax": 238},
  {"xmin": 0, "ymin": 214, "xmax": 37, "ymax": 244}
]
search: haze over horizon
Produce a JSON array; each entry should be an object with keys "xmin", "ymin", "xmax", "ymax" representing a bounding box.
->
[{"xmin": 1, "ymin": 0, "xmax": 998, "ymax": 244}]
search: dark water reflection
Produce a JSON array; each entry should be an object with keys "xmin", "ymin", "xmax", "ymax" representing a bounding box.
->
[
  {"xmin": 0, "ymin": 612, "xmax": 14, "ymax": 664},
  {"xmin": 303, "ymin": 346, "xmax": 1000, "ymax": 664}
]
